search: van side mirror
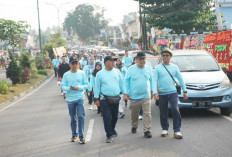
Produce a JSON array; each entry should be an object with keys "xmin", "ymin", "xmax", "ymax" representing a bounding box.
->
[{"xmin": 222, "ymin": 66, "xmax": 227, "ymax": 73}]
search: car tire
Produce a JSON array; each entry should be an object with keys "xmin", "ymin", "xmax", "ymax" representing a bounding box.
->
[{"xmin": 220, "ymin": 107, "xmax": 232, "ymax": 116}]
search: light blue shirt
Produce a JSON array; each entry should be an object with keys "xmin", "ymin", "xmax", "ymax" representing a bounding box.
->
[
  {"xmin": 88, "ymin": 75, "xmax": 95, "ymax": 91},
  {"xmin": 94, "ymin": 68, "xmax": 125, "ymax": 98},
  {"xmin": 122, "ymin": 56, "xmax": 133, "ymax": 68},
  {"xmin": 52, "ymin": 59, "xmax": 59, "ymax": 68},
  {"xmin": 84, "ymin": 64, "xmax": 95, "ymax": 80},
  {"xmin": 146, "ymin": 61, "xmax": 152, "ymax": 69},
  {"xmin": 61, "ymin": 70, "xmax": 89, "ymax": 102},
  {"xmin": 153, "ymin": 63, "xmax": 187, "ymax": 95},
  {"xmin": 125, "ymin": 64, "xmax": 154, "ymax": 100}
]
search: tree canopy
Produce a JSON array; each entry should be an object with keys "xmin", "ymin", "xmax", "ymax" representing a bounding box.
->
[
  {"xmin": 134, "ymin": 0, "xmax": 218, "ymax": 34},
  {"xmin": 63, "ymin": 4, "xmax": 109, "ymax": 40},
  {"xmin": 0, "ymin": 19, "xmax": 30, "ymax": 49}
]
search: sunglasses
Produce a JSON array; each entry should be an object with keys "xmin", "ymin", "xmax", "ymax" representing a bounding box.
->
[
  {"xmin": 162, "ymin": 55, "xmax": 170, "ymax": 57},
  {"xmin": 71, "ymin": 62, "xmax": 78, "ymax": 65}
]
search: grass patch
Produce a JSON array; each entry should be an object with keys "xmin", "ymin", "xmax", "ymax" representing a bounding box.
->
[{"xmin": 0, "ymin": 69, "xmax": 53, "ymax": 104}]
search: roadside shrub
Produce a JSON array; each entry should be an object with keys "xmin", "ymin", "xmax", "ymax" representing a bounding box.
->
[
  {"xmin": 0, "ymin": 80, "xmax": 10, "ymax": 94},
  {"xmin": 38, "ymin": 70, "xmax": 47, "ymax": 76},
  {"xmin": 44, "ymin": 57, "xmax": 52, "ymax": 69},
  {"xmin": 35, "ymin": 57, "xmax": 45, "ymax": 69},
  {"xmin": 18, "ymin": 54, "xmax": 31, "ymax": 68},
  {"xmin": 21, "ymin": 67, "xmax": 31, "ymax": 83},
  {"xmin": 30, "ymin": 62, "xmax": 38, "ymax": 79},
  {"xmin": 6, "ymin": 52, "xmax": 20, "ymax": 85}
]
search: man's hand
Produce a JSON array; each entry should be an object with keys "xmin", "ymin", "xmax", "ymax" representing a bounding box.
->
[
  {"xmin": 70, "ymin": 86, "xmax": 79, "ymax": 91},
  {"xmin": 124, "ymin": 94, "xmax": 130, "ymax": 101},
  {"xmin": 150, "ymin": 92, "xmax": 154, "ymax": 99},
  {"xmin": 154, "ymin": 93, "xmax": 159, "ymax": 100},
  {"xmin": 183, "ymin": 93, "xmax": 188, "ymax": 100},
  {"xmin": 95, "ymin": 99, "xmax": 100, "ymax": 107}
]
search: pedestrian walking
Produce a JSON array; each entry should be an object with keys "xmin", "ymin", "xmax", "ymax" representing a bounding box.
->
[
  {"xmin": 122, "ymin": 50, "xmax": 133, "ymax": 69},
  {"xmin": 94, "ymin": 56, "xmax": 126, "ymax": 143},
  {"xmin": 85, "ymin": 57, "xmax": 96, "ymax": 110},
  {"xmin": 52, "ymin": 56, "xmax": 59, "ymax": 77},
  {"xmin": 88, "ymin": 62, "xmax": 102, "ymax": 114},
  {"xmin": 115, "ymin": 58, "xmax": 127, "ymax": 118},
  {"xmin": 153, "ymin": 48, "xmax": 188, "ymax": 139},
  {"xmin": 124, "ymin": 52, "xmax": 154, "ymax": 138},
  {"xmin": 58, "ymin": 56, "xmax": 70, "ymax": 97},
  {"xmin": 61, "ymin": 56, "xmax": 89, "ymax": 144}
]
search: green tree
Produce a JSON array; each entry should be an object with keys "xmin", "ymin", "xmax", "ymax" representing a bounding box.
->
[
  {"xmin": 135, "ymin": 0, "xmax": 218, "ymax": 34},
  {"xmin": 63, "ymin": 4, "xmax": 109, "ymax": 40},
  {"xmin": 0, "ymin": 19, "xmax": 30, "ymax": 51},
  {"xmin": 6, "ymin": 52, "xmax": 20, "ymax": 85},
  {"xmin": 18, "ymin": 54, "xmax": 30, "ymax": 68}
]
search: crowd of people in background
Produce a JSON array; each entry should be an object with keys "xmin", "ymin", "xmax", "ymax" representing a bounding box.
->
[{"xmin": 51, "ymin": 48, "xmax": 188, "ymax": 144}]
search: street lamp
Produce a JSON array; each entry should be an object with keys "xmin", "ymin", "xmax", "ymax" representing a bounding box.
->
[{"xmin": 46, "ymin": 2, "xmax": 70, "ymax": 28}]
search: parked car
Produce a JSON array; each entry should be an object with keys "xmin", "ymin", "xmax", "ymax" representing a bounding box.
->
[{"xmin": 157, "ymin": 50, "xmax": 232, "ymax": 116}]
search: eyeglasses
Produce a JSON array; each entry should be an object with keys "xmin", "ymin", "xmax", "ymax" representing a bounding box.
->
[
  {"xmin": 162, "ymin": 55, "xmax": 170, "ymax": 57},
  {"xmin": 71, "ymin": 62, "xmax": 78, "ymax": 65}
]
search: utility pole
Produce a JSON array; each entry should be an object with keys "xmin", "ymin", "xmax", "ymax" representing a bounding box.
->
[
  {"xmin": 215, "ymin": 0, "xmax": 223, "ymax": 31},
  {"xmin": 37, "ymin": 0, "xmax": 43, "ymax": 57},
  {"xmin": 139, "ymin": 0, "xmax": 144, "ymax": 50}
]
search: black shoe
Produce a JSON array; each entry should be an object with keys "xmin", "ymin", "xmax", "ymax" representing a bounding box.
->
[
  {"xmin": 79, "ymin": 136, "xmax": 85, "ymax": 144},
  {"xmin": 131, "ymin": 127, "xmax": 137, "ymax": 133},
  {"xmin": 119, "ymin": 113, "xmax": 125, "ymax": 118},
  {"xmin": 144, "ymin": 131, "xmax": 152, "ymax": 138}
]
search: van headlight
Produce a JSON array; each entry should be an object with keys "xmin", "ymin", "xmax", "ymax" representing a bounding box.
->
[{"xmin": 220, "ymin": 76, "xmax": 231, "ymax": 88}]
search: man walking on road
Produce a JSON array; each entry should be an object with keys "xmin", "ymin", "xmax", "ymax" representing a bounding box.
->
[
  {"xmin": 153, "ymin": 48, "xmax": 188, "ymax": 139},
  {"xmin": 58, "ymin": 56, "xmax": 70, "ymax": 97},
  {"xmin": 124, "ymin": 52, "xmax": 154, "ymax": 138},
  {"xmin": 122, "ymin": 50, "xmax": 133, "ymax": 69},
  {"xmin": 61, "ymin": 56, "xmax": 89, "ymax": 144},
  {"xmin": 94, "ymin": 56, "xmax": 126, "ymax": 143}
]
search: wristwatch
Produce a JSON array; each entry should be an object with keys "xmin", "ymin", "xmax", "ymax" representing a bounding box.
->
[{"xmin": 183, "ymin": 91, "xmax": 187, "ymax": 93}]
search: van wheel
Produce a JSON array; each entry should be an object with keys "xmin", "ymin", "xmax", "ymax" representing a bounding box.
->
[{"xmin": 220, "ymin": 107, "xmax": 232, "ymax": 116}]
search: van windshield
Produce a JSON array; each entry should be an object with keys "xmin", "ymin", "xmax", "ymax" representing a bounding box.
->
[{"xmin": 171, "ymin": 55, "xmax": 220, "ymax": 72}]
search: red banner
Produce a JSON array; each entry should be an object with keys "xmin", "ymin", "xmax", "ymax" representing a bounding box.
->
[{"xmin": 203, "ymin": 30, "xmax": 232, "ymax": 71}]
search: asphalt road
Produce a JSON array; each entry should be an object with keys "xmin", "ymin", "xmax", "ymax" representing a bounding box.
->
[{"xmin": 0, "ymin": 77, "xmax": 232, "ymax": 157}]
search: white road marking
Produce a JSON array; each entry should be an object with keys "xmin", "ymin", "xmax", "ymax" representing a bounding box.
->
[
  {"xmin": 85, "ymin": 119, "xmax": 94, "ymax": 142},
  {"xmin": 0, "ymin": 75, "xmax": 54, "ymax": 113},
  {"xmin": 222, "ymin": 115, "xmax": 232, "ymax": 122}
]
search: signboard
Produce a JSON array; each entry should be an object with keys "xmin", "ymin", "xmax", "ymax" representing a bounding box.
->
[
  {"xmin": 203, "ymin": 30, "xmax": 232, "ymax": 71},
  {"xmin": 184, "ymin": 34, "xmax": 204, "ymax": 50}
]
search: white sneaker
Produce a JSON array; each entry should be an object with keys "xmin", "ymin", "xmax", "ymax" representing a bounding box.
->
[
  {"xmin": 61, "ymin": 93, "xmax": 63, "ymax": 96},
  {"xmin": 57, "ymin": 81, "xmax": 61, "ymax": 85},
  {"xmin": 139, "ymin": 115, "xmax": 142, "ymax": 120},
  {"xmin": 88, "ymin": 106, "xmax": 93, "ymax": 110},
  {"xmin": 161, "ymin": 130, "xmax": 168, "ymax": 137},
  {"xmin": 174, "ymin": 132, "xmax": 183, "ymax": 139}
]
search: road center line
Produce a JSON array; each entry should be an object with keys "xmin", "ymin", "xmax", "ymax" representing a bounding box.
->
[
  {"xmin": 0, "ymin": 75, "xmax": 54, "ymax": 113},
  {"xmin": 85, "ymin": 119, "xmax": 94, "ymax": 142}
]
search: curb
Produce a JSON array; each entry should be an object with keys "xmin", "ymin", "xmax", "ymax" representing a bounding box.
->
[{"xmin": 0, "ymin": 73, "xmax": 54, "ymax": 110}]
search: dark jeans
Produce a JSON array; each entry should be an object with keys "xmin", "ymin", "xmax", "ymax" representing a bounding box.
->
[
  {"xmin": 87, "ymin": 90, "xmax": 93, "ymax": 105},
  {"xmin": 159, "ymin": 93, "xmax": 181, "ymax": 132},
  {"xmin": 54, "ymin": 67, "xmax": 58, "ymax": 77},
  {"xmin": 100, "ymin": 100, "xmax": 119, "ymax": 138}
]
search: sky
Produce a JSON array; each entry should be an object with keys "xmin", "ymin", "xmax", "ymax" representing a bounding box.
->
[{"xmin": 0, "ymin": 0, "xmax": 139, "ymax": 30}]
